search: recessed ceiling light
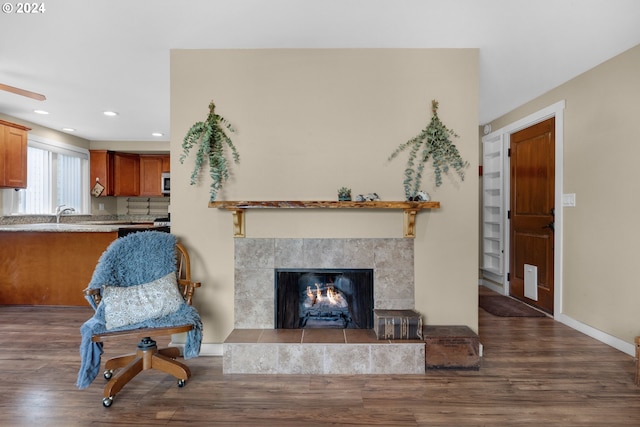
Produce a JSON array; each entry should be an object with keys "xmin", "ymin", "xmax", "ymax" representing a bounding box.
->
[
  {"xmin": 151, "ymin": 132, "xmax": 164, "ymax": 137},
  {"xmin": 33, "ymin": 109, "xmax": 49, "ymax": 115},
  {"xmin": 103, "ymin": 111, "xmax": 118, "ymax": 117},
  {"xmin": 62, "ymin": 127, "xmax": 75, "ymax": 132}
]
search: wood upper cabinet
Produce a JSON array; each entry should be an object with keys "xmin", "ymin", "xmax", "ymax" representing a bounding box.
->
[
  {"xmin": 90, "ymin": 150, "xmax": 140, "ymax": 196},
  {"xmin": 139, "ymin": 155, "xmax": 165, "ymax": 196},
  {"xmin": 0, "ymin": 120, "xmax": 30, "ymax": 189},
  {"xmin": 91, "ymin": 150, "xmax": 167, "ymax": 197},
  {"xmin": 113, "ymin": 152, "xmax": 140, "ymax": 196},
  {"xmin": 90, "ymin": 150, "xmax": 114, "ymax": 196}
]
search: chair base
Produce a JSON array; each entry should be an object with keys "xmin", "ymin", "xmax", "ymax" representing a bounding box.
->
[{"xmin": 103, "ymin": 337, "xmax": 191, "ymax": 400}]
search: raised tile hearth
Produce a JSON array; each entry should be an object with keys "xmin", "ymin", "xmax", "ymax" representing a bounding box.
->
[{"xmin": 223, "ymin": 328, "xmax": 425, "ymax": 374}]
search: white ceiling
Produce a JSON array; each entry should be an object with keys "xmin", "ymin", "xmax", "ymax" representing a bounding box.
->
[{"xmin": 1, "ymin": 0, "xmax": 639, "ymax": 141}]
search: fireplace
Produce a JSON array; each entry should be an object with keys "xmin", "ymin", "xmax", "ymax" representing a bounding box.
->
[
  {"xmin": 226, "ymin": 238, "xmax": 424, "ymax": 375},
  {"xmin": 275, "ymin": 269, "xmax": 374, "ymax": 329},
  {"xmin": 233, "ymin": 238, "xmax": 414, "ymax": 329}
]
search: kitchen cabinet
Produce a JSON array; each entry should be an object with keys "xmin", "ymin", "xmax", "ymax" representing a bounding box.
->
[
  {"xmin": 0, "ymin": 230, "xmax": 118, "ymax": 305},
  {"xmin": 90, "ymin": 150, "xmax": 114, "ymax": 195},
  {"xmin": 113, "ymin": 152, "xmax": 140, "ymax": 196},
  {"xmin": 139, "ymin": 155, "xmax": 166, "ymax": 196},
  {"xmin": 0, "ymin": 120, "xmax": 30, "ymax": 188},
  {"xmin": 90, "ymin": 150, "xmax": 140, "ymax": 196}
]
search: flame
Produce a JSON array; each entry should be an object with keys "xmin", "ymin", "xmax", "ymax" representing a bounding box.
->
[
  {"xmin": 305, "ymin": 283, "xmax": 344, "ymax": 306},
  {"xmin": 327, "ymin": 287, "xmax": 337, "ymax": 304}
]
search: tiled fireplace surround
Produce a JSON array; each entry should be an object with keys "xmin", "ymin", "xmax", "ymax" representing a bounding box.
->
[{"xmin": 223, "ymin": 238, "xmax": 425, "ymax": 374}]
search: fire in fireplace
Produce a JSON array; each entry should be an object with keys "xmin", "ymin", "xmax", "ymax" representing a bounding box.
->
[{"xmin": 275, "ymin": 269, "xmax": 374, "ymax": 329}]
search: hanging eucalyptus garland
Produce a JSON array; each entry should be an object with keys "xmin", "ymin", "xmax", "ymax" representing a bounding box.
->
[
  {"xmin": 388, "ymin": 100, "xmax": 468, "ymax": 200},
  {"xmin": 180, "ymin": 101, "xmax": 240, "ymax": 202}
]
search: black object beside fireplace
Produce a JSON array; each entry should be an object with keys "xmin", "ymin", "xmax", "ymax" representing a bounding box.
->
[{"xmin": 275, "ymin": 269, "xmax": 374, "ymax": 329}]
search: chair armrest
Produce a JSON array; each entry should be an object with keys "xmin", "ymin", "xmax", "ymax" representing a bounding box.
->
[
  {"xmin": 83, "ymin": 287, "xmax": 102, "ymax": 306},
  {"xmin": 177, "ymin": 279, "xmax": 201, "ymax": 306}
]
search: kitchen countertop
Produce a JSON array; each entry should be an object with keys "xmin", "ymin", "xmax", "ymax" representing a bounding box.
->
[{"xmin": 0, "ymin": 221, "xmax": 158, "ymax": 233}]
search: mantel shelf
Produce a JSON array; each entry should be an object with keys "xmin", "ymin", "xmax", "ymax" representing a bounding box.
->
[{"xmin": 208, "ymin": 200, "xmax": 440, "ymax": 238}]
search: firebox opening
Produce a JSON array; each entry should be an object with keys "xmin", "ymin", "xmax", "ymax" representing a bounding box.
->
[{"xmin": 275, "ymin": 269, "xmax": 374, "ymax": 329}]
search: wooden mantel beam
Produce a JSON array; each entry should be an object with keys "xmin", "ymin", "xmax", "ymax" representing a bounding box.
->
[{"xmin": 208, "ymin": 200, "xmax": 440, "ymax": 238}]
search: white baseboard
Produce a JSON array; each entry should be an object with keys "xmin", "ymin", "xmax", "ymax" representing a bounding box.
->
[
  {"xmin": 169, "ymin": 342, "xmax": 223, "ymax": 357},
  {"xmin": 478, "ymin": 282, "xmax": 635, "ymax": 357},
  {"xmin": 198, "ymin": 343, "xmax": 223, "ymax": 356},
  {"xmin": 555, "ymin": 313, "xmax": 635, "ymax": 357}
]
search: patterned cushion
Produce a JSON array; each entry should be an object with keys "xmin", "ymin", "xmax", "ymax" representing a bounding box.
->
[{"xmin": 103, "ymin": 272, "xmax": 183, "ymax": 330}]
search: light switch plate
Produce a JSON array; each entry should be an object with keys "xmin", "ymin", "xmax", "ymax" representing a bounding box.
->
[{"xmin": 563, "ymin": 193, "xmax": 576, "ymax": 207}]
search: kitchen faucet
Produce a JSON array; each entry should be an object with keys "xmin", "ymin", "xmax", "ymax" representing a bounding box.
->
[{"xmin": 55, "ymin": 204, "xmax": 76, "ymax": 223}]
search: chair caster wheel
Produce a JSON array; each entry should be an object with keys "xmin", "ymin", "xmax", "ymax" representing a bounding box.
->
[
  {"xmin": 104, "ymin": 370, "xmax": 113, "ymax": 380},
  {"xmin": 177, "ymin": 379, "xmax": 186, "ymax": 387},
  {"xmin": 103, "ymin": 397, "xmax": 113, "ymax": 407}
]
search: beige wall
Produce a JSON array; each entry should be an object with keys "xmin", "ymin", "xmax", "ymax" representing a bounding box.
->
[
  {"xmin": 486, "ymin": 44, "xmax": 640, "ymax": 345},
  {"xmin": 170, "ymin": 49, "xmax": 480, "ymax": 345}
]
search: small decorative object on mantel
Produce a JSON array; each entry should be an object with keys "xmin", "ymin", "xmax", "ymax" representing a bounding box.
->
[
  {"xmin": 180, "ymin": 101, "xmax": 240, "ymax": 202},
  {"xmin": 409, "ymin": 190, "xmax": 430, "ymax": 202},
  {"xmin": 388, "ymin": 99, "xmax": 469, "ymax": 201},
  {"xmin": 354, "ymin": 193, "xmax": 380, "ymax": 202},
  {"xmin": 337, "ymin": 187, "xmax": 351, "ymax": 201}
]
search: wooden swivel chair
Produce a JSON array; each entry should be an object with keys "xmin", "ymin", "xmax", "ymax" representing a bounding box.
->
[{"xmin": 84, "ymin": 241, "xmax": 201, "ymax": 407}]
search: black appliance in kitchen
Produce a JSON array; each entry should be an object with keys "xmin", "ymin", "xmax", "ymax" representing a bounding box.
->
[{"xmin": 117, "ymin": 216, "xmax": 171, "ymax": 238}]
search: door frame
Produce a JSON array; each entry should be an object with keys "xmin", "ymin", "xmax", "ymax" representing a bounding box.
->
[{"xmin": 489, "ymin": 100, "xmax": 565, "ymax": 319}]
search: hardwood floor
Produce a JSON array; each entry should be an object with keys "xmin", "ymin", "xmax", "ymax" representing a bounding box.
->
[{"xmin": 1, "ymin": 292, "xmax": 639, "ymax": 426}]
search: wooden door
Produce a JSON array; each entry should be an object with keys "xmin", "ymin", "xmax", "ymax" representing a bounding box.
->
[{"xmin": 509, "ymin": 117, "xmax": 555, "ymax": 313}]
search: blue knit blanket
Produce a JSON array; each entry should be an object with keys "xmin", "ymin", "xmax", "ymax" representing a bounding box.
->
[{"xmin": 76, "ymin": 231, "xmax": 202, "ymax": 389}]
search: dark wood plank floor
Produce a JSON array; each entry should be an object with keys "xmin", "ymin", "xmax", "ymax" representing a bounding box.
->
[{"xmin": 1, "ymin": 289, "xmax": 639, "ymax": 426}]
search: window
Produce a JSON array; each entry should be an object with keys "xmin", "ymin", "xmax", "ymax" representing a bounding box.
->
[{"xmin": 4, "ymin": 136, "xmax": 89, "ymax": 215}]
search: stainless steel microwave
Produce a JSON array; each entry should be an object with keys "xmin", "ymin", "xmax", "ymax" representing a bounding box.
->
[{"xmin": 161, "ymin": 172, "xmax": 170, "ymax": 195}]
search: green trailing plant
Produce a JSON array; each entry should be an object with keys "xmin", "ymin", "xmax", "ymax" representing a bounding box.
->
[
  {"xmin": 180, "ymin": 101, "xmax": 240, "ymax": 202},
  {"xmin": 388, "ymin": 99, "xmax": 468, "ymax": 200}
]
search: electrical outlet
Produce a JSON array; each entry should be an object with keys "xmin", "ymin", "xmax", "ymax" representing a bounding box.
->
[{"xmin": 98, "ymin": 203, "xmax": 104, "ymax": 211}]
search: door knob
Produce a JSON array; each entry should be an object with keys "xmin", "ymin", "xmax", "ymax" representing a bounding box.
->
[{"xmin": 542, "ymin": 221, "xmax": 555, "ymax": 232}]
